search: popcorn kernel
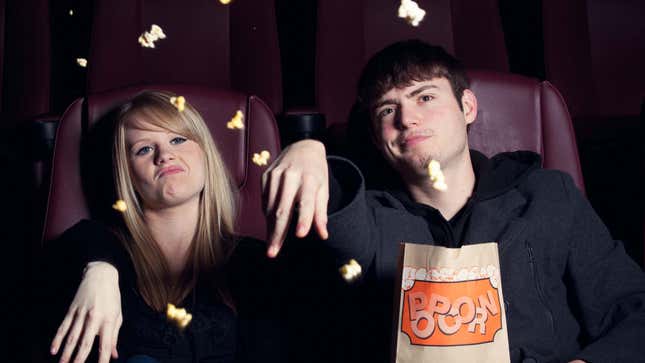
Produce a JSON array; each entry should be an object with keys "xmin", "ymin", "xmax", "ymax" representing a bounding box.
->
[
  {"xmin": 427, "ymin": 159, "xmax": 448, "ymax": 192},
  {"xmin": 252, "ymin": 150, "xmax": 271, "ymax": 166},
  {"xmin": 112, "ymin": 200, "xmax": 127, "ymax": 212},
  {"xmin": 138, "ymin": 24, "xmax": 166, "ymax": 48},
  {"xmin": 398, "ymin": 0, "xmax": 426, "ymax": 27},
  {"xmin": 340, "ymin": 259, "xmax": 362, "ymax": 282},
  {"xmin": 170, "ymin": 96, "xmax": 186, "ymax": 112},
  {"xmin": 226, "ymin": 110, "xmax": 245, "ymax": 130}
]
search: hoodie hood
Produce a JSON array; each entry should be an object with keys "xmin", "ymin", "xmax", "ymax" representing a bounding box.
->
[{"xmin": 471, "ymin": 149, "xmax": 541, "ymax": 201}]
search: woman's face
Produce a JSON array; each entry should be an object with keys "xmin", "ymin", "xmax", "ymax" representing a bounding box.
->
[{"xmin": 125, "ymin": 117, "xmax": 206, "ymax": 211}]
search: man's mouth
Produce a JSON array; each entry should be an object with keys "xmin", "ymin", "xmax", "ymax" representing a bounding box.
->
[{"xmin": 402, "ymin": 135, "xmax": 430, "ymax": 147}]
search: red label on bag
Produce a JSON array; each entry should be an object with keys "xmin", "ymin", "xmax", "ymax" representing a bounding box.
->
[{"xmin": 401, "ymin": 279, "xmax": 502, "ymax": 346}]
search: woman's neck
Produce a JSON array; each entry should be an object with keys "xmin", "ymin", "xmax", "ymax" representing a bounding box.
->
[{"xmin": 143, "ymin": 197, "xmax": 200, "ymax": 279}]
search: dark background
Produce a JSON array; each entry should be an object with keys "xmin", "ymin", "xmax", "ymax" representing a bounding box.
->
[{"xmin": 0, "ymin": 0, "xmax": 643, "ymax": 361}]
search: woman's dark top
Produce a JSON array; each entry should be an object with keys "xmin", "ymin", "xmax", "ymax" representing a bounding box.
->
[{"xmin": 39, "ymin": 220, "xmax": 286, "ymax": 363}]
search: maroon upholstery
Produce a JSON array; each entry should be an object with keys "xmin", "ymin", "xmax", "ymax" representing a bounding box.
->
[
  {"xmin": 451, "ymin": 0, "xmax": 509, "ymax": 72},
  {"xmin": 541, "ymin": 0, "xmax": 596, "ymax": 118},
  {"xmin": 87, "ymin": 0, "xmax": 282, "ymax": 113},
  {"xmin": 43, "ymin": 85, "xmax": 280, "ymax": 242},
  {"xmin": 316, "ymin": 0, "xmax": 508, "ymax": 128},
  {"xmin": 468, "ymin": 70, "xmax": 585, "ymax": 192},
  {"xmin": 585, "ymin": 0, "xmax": 644, "ymax": 117}
]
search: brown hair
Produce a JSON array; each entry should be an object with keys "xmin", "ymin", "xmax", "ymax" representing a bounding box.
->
[{"xmin": 357, "ymin": 39, "xmax": 470, "ymax": 116}]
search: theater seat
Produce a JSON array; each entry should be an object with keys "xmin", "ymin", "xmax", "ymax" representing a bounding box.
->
[
  {"xmin": 316, "ymin": 0, "xmax": 508, "ymax": 129},
  {"xmin": 42, "ymin": 85, "xmax": 280, "ymax": 242},
  {"xmin": 87, "ymin": 0, "xmax": 282, "ymax": 114},
  {"xmin": 328, "ymin": 70, "xmax": 585, "ymax": 194},
  {"xmin": 468, "ymin": 70, "xmax": 585, "ymax": 192}
]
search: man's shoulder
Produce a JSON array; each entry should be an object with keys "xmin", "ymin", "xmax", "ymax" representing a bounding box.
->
[
  {"xmin": 523, "ymin": 168, "xmax": 578, "ymax": 193},
  {"xmin": 365, "ymin": 189, "xmax": 407, "ymax": 210}
]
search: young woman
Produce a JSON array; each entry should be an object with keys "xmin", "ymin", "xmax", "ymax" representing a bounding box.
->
[{"xmin": 43, "ymin": 91, "xmax": 283, "ymax": 363}]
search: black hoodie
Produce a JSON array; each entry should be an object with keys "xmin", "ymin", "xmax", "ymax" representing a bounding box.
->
[{"xmin": 293, "ymin": 151, "xmax": 645, "ymax": 363}]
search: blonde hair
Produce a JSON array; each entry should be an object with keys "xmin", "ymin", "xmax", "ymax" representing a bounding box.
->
[{"xmin": 113, "ymin": 90, "xmax": 237, "ymax": 311}]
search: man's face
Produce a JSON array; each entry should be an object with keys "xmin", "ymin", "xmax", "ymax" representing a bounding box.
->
[{"xmin": 371, "ymin": 77, "xmax": 477, "ymax": 179}]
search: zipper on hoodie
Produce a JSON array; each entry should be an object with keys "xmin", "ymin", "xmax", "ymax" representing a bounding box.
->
[{"xmin": 526, "ymin": 241, "xmax": 556, "ymax": 337}]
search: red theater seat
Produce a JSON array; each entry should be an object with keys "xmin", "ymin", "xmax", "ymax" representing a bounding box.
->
[
  {"xmin": 43, "ymin": 85, "xmax": 280, "ymax": 242},
  {"xmin": 328, "ymin": 70, "xmax": 585, "ymax": 194},
  {"xmin": 468, "ymin": 70, "xmax": 585, "ymax": 193},
  {"xmin": 316, "ymin": 0, "xmax": 508, "ymax": 128},
  {"xmin": 87, "ymin": 0, "xmax": 282, "ymax": 114}
]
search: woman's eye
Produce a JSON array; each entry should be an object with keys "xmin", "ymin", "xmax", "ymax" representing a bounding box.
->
[
  {"xmin": 420, "ymin": 95, "xmax": 432, "ymax": 102},
  {"xmin": 170, "ymin": 137, "xmax": 187, "ymax": 145},
  {"xmin": 136, "ymin": 146, "xmax": 153, "ymax": 156}
]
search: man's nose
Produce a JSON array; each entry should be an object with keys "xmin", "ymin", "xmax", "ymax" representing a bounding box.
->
[{"xmin": 398, "ymin": 103, "xmax": 420, "ymax": 129}]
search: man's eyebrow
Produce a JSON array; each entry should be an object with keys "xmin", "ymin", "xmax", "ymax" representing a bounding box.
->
[
  {"xmin": 406, "ymin": 84, "xmax": 439, "ymax": 98},
  {"xmin": 372, "ymin": 98, "xmax": 398, "ymax": 111}
]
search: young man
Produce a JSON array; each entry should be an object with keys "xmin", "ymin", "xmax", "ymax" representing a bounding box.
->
[{"xmin": 263, "ymin": 40, "xmax": 645, "ymax": 362}]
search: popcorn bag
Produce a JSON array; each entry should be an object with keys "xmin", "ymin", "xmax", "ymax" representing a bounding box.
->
[{"xmin": 393, "ymin": 242, "xmax": 510, "ymax": 363}]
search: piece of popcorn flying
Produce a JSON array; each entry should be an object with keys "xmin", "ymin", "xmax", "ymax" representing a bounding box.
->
[
  {"xmin": 138, "ymin": 34, "xmax": 155, "ymax": 48},
  {"xmin": 427, "ymin": 159, "xmax": 448, "ymax": 191},
  {"xmin": 166, "ymin": 303, "xmax": 193, "ymax": 329},
  {"xmin": 169, "ymin": 96, "xmax": 186, "ymax": 112},
  {"xmin": 112, "ymin": 199, "xmax": 127, "ymax": 212},
  {"xmin": 339, "ymin": 259, "xmax": 362, "ymax": 282},
  {"xmin": 76, "ymin": 58, "xmax": 87, "ymax": 68},
  {"xmin": 398, "ymin": 0, "xmax": 426, "ymax": 27},
  {"xmin": 138, "ymin": 24, "xmax": 166, "ymax": 48},
  {"xmin": 252, "ymin": 150, "xmax": 271, "ymax": 166},
  {"xmin": 226, "ymin": 110, "xmax": 245, "ymax": 130},
  {"xmin": 149, "ymin": 24, "xmax": 166, "ymax": 40},
  {"xmin": 69, "ymin": 9, "xmax": 74, "ymax": 16}
]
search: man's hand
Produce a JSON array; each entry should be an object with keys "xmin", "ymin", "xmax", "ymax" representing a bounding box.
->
[
  {"xmin": 262, "ymin": 139, "xmax": 329, "ymax": 257},
  {"xmin": 50, "ymin": 262, "xmax": 122, "ymax": 363}
]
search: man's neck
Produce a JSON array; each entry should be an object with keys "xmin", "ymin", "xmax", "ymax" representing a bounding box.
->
[
  {"xmin": 406, "ymin": 151, "xmax": 476, "ymax": 220},
  {"xmin": 143, "ymin": 198, "xmax": 200, "ymax": 278}
]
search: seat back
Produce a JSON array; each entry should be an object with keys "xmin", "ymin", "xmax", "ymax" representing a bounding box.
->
[
  {"xmin": 328, "ymin": 69, "xmax": 585, "ymax": 194},
  {"xmin": 468, "ymin": 70, "xmax": 585, "ymax": 192},
  {"xmin": 43, "ymin": 85, "xmax": 280, "ymax": 242},
  {"xmin": 316, "ymin": 0, "xmax": 507, "ymax": 127},
  {"xmin": 87, "ymin": 0, "xmax": 282, "ymax": 113}
]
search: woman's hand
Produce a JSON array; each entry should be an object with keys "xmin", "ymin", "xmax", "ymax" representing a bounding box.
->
[{"xmin": 50, "ymin": 261, "xmax": 122, "ymax": 363}]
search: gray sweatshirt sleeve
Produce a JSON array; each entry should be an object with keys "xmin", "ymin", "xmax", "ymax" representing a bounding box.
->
[{"xmin": 562, "ymin": 174, "xmax": 645, "ymax": 362}]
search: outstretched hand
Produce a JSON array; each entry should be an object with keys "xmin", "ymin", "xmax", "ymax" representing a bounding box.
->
[
  {"xmin": 50, "ymin": 262, "xmax": 122, "ymax": 363},
  {"xmin": 262, "ymin": 139, "xmax": 329, "ymax": 257}
]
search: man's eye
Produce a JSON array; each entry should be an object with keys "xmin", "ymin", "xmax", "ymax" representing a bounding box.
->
[
  {"xmin": 420, "ymin": 95, "xmax": 433, "ymax": 102},
  {"xmin": 170, "ymin": 137, "xmax": 187, "ymax": 145},
  {"xmin": 136, "ymin": 146, "xmax": 153, "ymax": 156},
  {"xmin": 378, "ymin": 107, "xmax": 394, "ymax": 118}
]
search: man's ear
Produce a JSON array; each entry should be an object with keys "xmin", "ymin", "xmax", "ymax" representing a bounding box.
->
[{"xmin": 461, "ymin": 89, "xmax": 478, "ymax": 125}]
